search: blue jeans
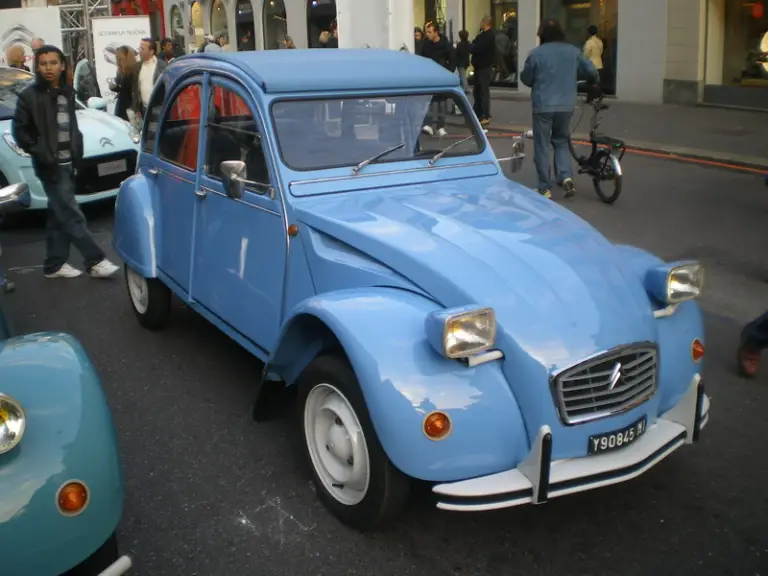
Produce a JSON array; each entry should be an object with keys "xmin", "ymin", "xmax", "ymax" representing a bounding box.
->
[
  {"xmin": 532, "ymin": 111, "xmax": 573, "ymax": 191},
  {"xmin": 41, "ymin": 165, "xmax": 105, "ymax": 274}
]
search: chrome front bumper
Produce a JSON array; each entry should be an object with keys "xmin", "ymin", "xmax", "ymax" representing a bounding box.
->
[
  {"xmin": 98, "ymin": 555, "xmax": 132, "ymax": 576},
  {"xmin": 433, "ymin": 374, "xmax": 709, "ymax": 512}
]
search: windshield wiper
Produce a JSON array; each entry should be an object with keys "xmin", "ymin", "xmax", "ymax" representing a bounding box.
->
[
  {"xmin": 428, "ymin": 135, "xmax": 476, "ymax": 167},
  {"xmin": 352, "ymin": 143, "xmax": 406, "ymax": 175}
]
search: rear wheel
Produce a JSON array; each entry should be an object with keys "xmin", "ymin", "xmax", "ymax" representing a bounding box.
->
[
  {"xmin": 125, "ymin": 264, "xmax": 171, "ymax": 330},
  {"xmin": 592, "ymin": 149, "xmax": 623, "ymax": 204},
  {"xmin": 297, "ymin": 354, "xmax": 410, "ymax": 530}
]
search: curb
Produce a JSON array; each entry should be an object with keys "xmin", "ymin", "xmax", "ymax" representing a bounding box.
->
[{"xmin": 481, "ymin": 122, "xmax": 768, "ymax": 173}]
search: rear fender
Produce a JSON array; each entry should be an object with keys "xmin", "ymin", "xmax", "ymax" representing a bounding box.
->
[
  {"xmin": 264, "ymin": 287, "xmax": 530, "ymax": 483},
  {"xmin": 112, "ymin": 173, "xmax": 158, "ymax": 277}
]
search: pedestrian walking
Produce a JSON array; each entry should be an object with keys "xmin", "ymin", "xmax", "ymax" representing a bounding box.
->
[
  {"xmin": 30, "ymin": 37, "xmax": 45, "ymax": 52},
  {"xmin": 420, "ymin": 22, "xmax": 456, "ymax": 136},
  {"xmin": 520, "ymin": 18, "xmax": 598, "ymax": 199},
  {"xmin": 109, "ymin": 46, "xmax": 137, "ymax": 122},
  {"xmin": 583, "ymin": 25, "xmax": 604, "ymax": 89},
  {"xmin": 132, "ymin": 37, "xmax": 167, "ymax": 118},
  {"xmin": 469, "ymin": 16, "xmax": 495, "ymax": 127},
  {"xmin": 12, "ymin": 45, "xmax": 119, "ymax": 279},
  {"xmin": 455, "ymin": 30, "xmax": 471, "ymax": 96}
]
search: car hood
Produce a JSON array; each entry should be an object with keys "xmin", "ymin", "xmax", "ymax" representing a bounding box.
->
[
  {"xmin": 76, "ymin": 109, "xmax": 138, "ymax": 156},
  {"xmin": 296, "ymin": 178, "xmax": 657, "ymax": 371}
]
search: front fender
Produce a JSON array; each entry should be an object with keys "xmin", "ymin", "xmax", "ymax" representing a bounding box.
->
[
  {"xmin": 113, "ymin": 172, "xmax": 157, "ymax": 277},
  {"xmin": 0, "ymin": 333, "xmax": 124, "ymax": 575},
  {"xmin": 616, "ymin": 244, "xmax": 705, "ymax": 413},
  {"xmin": 271, "ymin": 288, "xmax": 531, "ymax": 483}
]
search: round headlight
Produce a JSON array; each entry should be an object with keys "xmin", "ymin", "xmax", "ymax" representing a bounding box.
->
[{"xmin": 0, "ymin": 393, "xmax": 26, "ymax": 454}]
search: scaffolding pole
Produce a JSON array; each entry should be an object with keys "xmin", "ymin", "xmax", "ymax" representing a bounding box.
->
[{"xmin": 57, "ymin": 0, "xmax": 110, "ymax": 64}]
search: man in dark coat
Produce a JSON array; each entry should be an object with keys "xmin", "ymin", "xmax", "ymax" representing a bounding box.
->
[
  {"xmin": 420, "ymin": 22, "xmax": 456, "ymax": 136},
  {"xmin": 470, "ymin": 16, "xmax": 496, "ymax": 126},
  {"xmin": 12, "ymin": 45, "xmax": 119, "ymax": 279}
]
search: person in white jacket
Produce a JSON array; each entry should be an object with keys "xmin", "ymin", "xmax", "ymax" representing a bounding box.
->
[{"xmin": 583, "ymin": 25, "xmax": 603, "ymax": 82}]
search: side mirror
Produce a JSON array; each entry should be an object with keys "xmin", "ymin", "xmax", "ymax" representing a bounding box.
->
[
  {"xmin": 87, "ymin": 97, "xmax": 108, "ymax": 110},
  {"xmin": 500, "ymin": 136, "xmax": 525, "ymax": 173},
  {"xmin": 0, "ymin": 183, "xmax": 31, "ymax": 212},
  {"xmin": 220, "ymin": 160, "xmax": 246, "ymax": 199}
]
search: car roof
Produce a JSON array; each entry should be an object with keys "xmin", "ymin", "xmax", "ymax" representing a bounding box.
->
[{"xmin": 176, "ymin": 49, "xmax": 460, "ymax": 94}]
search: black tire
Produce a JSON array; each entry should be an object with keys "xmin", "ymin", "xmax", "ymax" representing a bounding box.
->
[
  {"xmin": 592, "ymin": 149, "xmax": 623, "ymax": 204},
  {"xmin": 124, "ymin": 264, "xmax": 171, "ymax": 330},
  {"xmin": 63, "ymin": 532, "xmax": 119, "ymax": 575},
  {"xmin": 296, "ymin": 353, "xmax": 410, "ymax": 530}
]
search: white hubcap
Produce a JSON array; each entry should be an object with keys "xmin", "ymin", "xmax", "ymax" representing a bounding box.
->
[
  {"xmin": 126, "ymin": 267, "xmax": 149, "ymax": 315},
  {"xmin": 304, "ymin": 383, "xmax": 370, "ymax": 506}
]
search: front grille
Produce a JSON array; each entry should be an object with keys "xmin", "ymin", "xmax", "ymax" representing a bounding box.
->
[
  {"xmin": 551, "ymin": 344, "xmax": 658, "ymax": 425},
  {"xmin": 75, "ymin": 150, "xmax": 137, "ymax": 195}
]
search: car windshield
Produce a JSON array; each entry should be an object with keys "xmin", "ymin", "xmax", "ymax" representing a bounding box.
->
[
  {"xmin": 0, "ymin": 67, "xmax": 35, "ymax": 119},
  {"xmin": 271, "ymin": 92, "xmax": 485, "ymax": 172}
]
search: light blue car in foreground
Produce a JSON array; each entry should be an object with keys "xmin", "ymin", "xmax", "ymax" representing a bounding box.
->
[
  {"xmin": 0, "ymin": 184, "xmax": 131, "ymax": 574},
  {"xmin": 0, "ymin": 66, "xmax": 140, "ymax": 211},
  {"xmin": 113, "ymin": 49, "xmax": 710, "ymax": 530}
]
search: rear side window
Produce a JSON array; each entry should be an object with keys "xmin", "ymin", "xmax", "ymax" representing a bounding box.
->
[
  {"xmin": 141, "ymin": 78, "xmax": 167, "ymax": 154},
  {"xmin": 157, "ymin": 84, "xmax": 202, "ymax": 171}
]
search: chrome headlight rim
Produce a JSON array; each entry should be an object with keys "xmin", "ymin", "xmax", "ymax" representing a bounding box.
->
[
  {"xmin": 440, "ymin": 307, "xmax": 497, "ymax": 359},
  {"xmin": 666, "ymin": 261, "xmax": 704, "ymax": 304},
  {"xmin": 0, "ymin": 392, "xmax": 26, "ymax": 455}
]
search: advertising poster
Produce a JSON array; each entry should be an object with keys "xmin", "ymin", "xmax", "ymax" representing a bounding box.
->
[
  {"xmin": 90, "ymin": 16, "xmax": 151, "ymax": 112},
  {"xmin": 0, "ymin": 7, "xmax": 63, "ymax": 68}
]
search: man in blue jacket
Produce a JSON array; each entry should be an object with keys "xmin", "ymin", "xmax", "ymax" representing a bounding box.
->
[{"xmin": 520, "ymin": 19, "xmax": 598, "ymax": 199}]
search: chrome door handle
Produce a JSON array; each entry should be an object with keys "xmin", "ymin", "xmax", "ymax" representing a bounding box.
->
[
  {"xmin": 146, "ymin": 167, "xmax": 159, "ymax": 176},
  {"xmin": 195, "ymin": 189, "xmax": 207, "ymax": 199}
]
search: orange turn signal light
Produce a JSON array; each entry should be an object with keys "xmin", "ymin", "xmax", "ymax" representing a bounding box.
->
[
  {"xmin": 692, "ymin": 339, "xmax": 705, "ymax": 362},
  {"xmin": 57, "ymin": 481, "xmax": 89, "ymax": 515},
  {"xmin": 423, "ymin": 411, "xmax": 452, "ymax": 441}
]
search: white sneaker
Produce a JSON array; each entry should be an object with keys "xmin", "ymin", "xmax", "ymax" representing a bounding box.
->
[
  {"xmin": 89, "ymin": 259, "xmax": 120, "ymax": 278},
  {"xmin": 422, "ymin": 125, "xmax": 434, "ymax": 135},
  {"xmin": 45, "ymin": 263, "xmax": 82, "ymax": 279},
  {"xmin": 437, "ymin": 127, "xmax": 448, "ymax": 137}
]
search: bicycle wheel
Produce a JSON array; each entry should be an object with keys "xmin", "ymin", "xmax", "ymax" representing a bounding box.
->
[{"xmin": 591, "ymin": 149, "xmax": 623, "ymax": 204}]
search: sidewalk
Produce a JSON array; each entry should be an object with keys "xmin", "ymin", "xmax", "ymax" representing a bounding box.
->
[{"xmin": 482, "ymin": 89, "xmax": 768, "ymax": 170}]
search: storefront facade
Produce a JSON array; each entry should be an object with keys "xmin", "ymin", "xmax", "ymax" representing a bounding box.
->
[{"xmin": 164, "ymin": 0, "xmax": 412, "ymax": 52}]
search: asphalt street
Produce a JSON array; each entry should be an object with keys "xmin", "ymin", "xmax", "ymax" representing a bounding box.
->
[{"xmin": 2, "ymin": 142, "xmax": 767, "ymax": 576}]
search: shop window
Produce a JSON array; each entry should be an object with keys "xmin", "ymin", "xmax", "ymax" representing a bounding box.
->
[
  {"xmin": 211, "ymin": 0, "xmax": 228, "ymax": 42},
  {"xmin": 264, "ymin": 0, "xmax": 288, "ymax": 50},
  {"xmin": 540, "ymin": 0, "xmax": 618, "ymax": 95},
  {"xmin": 236, "ymin": 0, "xmax": 255, "ymax": 51},
  {"xmin": 711, "ymin": 0, "xmax": 768, "ymax": 88},
  {"xmin": 307, "ymin": 0, "xmax": 337, "ymax": 48}
]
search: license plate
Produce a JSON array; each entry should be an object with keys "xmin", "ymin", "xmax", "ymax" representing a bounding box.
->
[
  {"xmin": 97, "ymin": 159, "xmax": 127, "ymax": 177},
  {"xmin": 587, "ymin": 416, "xmax": 647, "ymax": 455}
]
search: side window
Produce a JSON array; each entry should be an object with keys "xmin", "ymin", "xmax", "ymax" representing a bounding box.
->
[
  {"xmin": 205, "ymin": 85, "xmax": 270, "ymax": 186},
  {"xmin": 158, "ymin": 84, "xmax": 202, "ymax": 171},
  {"xmin": 141, "ymin": 79, "xmax": 167, "ymax": 154}
]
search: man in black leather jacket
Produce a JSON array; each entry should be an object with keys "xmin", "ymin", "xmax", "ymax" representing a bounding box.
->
[
  {"xmin": 470, "ymin": 16, "xmax": 496, "ymax": 126},
  {"xmin": 12, "ymin": 45, "xmax": 119, "ymax": 279}
]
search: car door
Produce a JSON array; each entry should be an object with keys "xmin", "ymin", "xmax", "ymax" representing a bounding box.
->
[
  {"xmin": 190, "ymin": 77, "xmax": 287, "ymax": 353},
  {"xmin": 151, "ymin": 76, "xmax": 205, "ymax": 295}
]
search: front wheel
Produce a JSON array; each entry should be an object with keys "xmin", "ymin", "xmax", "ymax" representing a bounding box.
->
[
  {"xmin": 592, "ymin": 149, "xmax": 623, "ymax": 204},
  {"xmin": 297, "ymin": 354, "xmax": 410, "ymax": 530},
  {"xmin": 125, "ymin": 264, "xmax": 171, "ymax": 330}
]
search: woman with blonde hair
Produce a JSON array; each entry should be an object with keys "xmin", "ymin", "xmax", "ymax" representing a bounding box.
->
[{"xmin": 109, "ymin": 45, "xmax": 138, "ymax": 121}]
